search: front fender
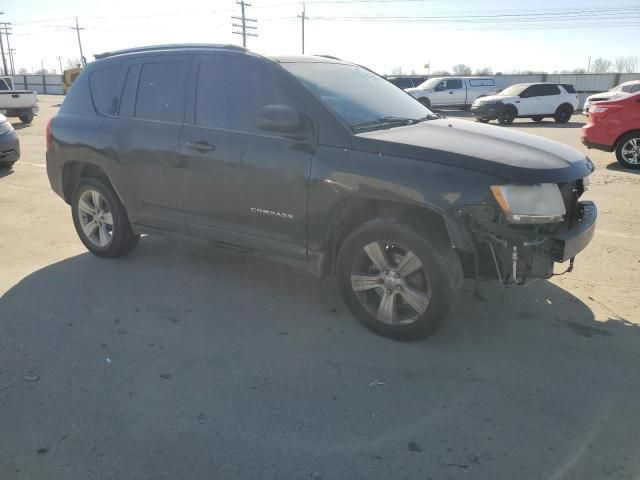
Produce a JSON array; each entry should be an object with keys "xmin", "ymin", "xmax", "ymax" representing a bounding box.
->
[{"xmin": 308, "ymin": 145, "xmax": 501, "ymax": 252}]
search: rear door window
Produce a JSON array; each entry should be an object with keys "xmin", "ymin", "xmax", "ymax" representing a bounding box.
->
[
  {"xmin": 89, "ymin": 65, "xmax": 121, "ymax": 115},
  {"xmin": 539, "ymin": 84, "xmax": 560, "ymax": 96},
  {"xmin": 135, "ymin": 61, "xmax": 187, "ymax": 123}
]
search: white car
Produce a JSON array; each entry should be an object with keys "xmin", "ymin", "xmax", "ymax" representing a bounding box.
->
[
  {"xmin": 405, "ymin": 76, "xmax": 497, "ymax": 109},
  {"xmin": 583, "ymin": 80, "xmax": 640, "ymax": 113},
  {"xmin": 470, "ymin": 83, "xmax": 579, "ymax": 126}
]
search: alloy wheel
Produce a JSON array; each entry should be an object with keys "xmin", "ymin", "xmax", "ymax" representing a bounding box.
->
[
  {"xmin": 621, "ymin": 137, "xmax": 640, "ymax": 165},
  {"xmin": 77, "ymin": 189, "xmax": 114, "ymax": 248},
  {"xmin": 350, "ymin": 241, "xmax": 432, "ymax": 325}
]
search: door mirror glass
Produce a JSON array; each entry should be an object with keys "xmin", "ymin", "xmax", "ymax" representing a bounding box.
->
[
  {"xmin": 434, "ymin": 83, "xmax": 446, "ymax": 92},
  {"xmin": 257, "ymin": 105, "xmax": 303, "ymax": 135}
]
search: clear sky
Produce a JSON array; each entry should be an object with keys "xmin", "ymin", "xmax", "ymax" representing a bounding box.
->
[{"xmin": 2, "ymin": 0, "xmax": 639, "ymax": 75}]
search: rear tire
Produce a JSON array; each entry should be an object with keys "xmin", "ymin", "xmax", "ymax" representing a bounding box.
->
[
  {"xmin": 531, "ymin": 116, "xmax": 544, "ymax": 122},
  {"xmin": 71, "ymin": 178, "xmax": 140, "ymax": 258},
  {"xmin": 418, "ymin": 97, "xmax": 431, "ymax": 108},
  {"xmin": 336, "ymin": 219, "xmax": 461, "ymax": 340},
  {"xmin": 498, "ymin": 106, "xmax": 516, "ymax": 126},
  {"xmin": 554, "ymin": 105, "xmax": 573, "ymax": 124},
  {"xmin": 19, "ymin": 114, "xmax": 34, "ymax": 124},
  {"xmin": 615, "ymin": 132, "xmax": 640, "ymax": 169}
]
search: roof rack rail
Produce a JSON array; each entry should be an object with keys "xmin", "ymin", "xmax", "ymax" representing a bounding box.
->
[
  {"xmin": 314, "ymin": 54, "xmax": 342, "ymax": 61},
  {"xmin": 95, "ymin": 44, "xmax": 247, "ymax": 60}
]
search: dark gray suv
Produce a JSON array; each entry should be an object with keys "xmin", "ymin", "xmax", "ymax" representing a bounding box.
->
[{"xmin": 46, "ymin": 44, "xmax": 596, "ymax": 339}]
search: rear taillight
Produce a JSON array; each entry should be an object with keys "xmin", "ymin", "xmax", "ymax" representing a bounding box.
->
[{"xmin": 45, "ymin": 118, "xmax": 52, "ymax": 152}]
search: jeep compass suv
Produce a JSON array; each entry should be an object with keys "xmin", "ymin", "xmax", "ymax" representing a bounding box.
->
[{"xmin": 46, "ymin": 44, "xmax": 596, "ymax": 339}]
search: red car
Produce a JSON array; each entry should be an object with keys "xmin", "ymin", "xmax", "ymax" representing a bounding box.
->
[{"xmin": 582, "ymin": 91, "xmax": 640, "ymax": 169}]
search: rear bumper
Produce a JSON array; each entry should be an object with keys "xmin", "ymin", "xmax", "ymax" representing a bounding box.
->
[
  {"xmin": 581, "ymin": 137, "xmax": 613, "ymax": 152},
  {"xmin": 0, "ymin": 106, "xmax": 39, "ymax": 117},
  {"xmin": 0, "ymin": 130, "xmax": 20, "ymax": 163},
  {"xmin": 550, "ymin": 201, "xmax": 597, "ymax": 262}
]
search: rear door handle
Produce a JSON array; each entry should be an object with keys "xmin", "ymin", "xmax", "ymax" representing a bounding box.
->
[{"xmin": 186, "ymin": 140, "xmax": 216, "ymax": 153}]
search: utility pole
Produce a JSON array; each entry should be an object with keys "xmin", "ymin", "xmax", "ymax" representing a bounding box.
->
[
  {"xmin": 41, "ymin": 59, "xmax": 45, "ymax": 73},
  {"xmin": 71, "ymin": 17, "xmax": 86, "ymax": 66},
  {"xmin": 9, "ymin": 48, "xmax": 15, "ymax": 75},
  {"xmin": 1, "ymin": 23, "xmax": 14, "ymax": 75},
  {"xmin": 57, "ymin": 56, "xmax": 63, "ymax": 74},
  {"xmin": 0, "ymin": 23, "xmax": 7, "ymax": 76},
  {"xmin": 298, "ymin": 3, "xmax": 306, "ymax": 54},
  {"xmin": 232, "ymin": 1, "xmax": 257, "ymax": 48}
]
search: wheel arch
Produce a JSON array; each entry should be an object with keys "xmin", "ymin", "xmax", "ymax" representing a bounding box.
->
[
  {"xmin": 62, "ymin": 161, "xmax": 119, "ymax": 204},
  {"xmin": 614, "ymin": 129, "xmax": 640, "ymax": 150},
  {"xmin": 325, "ymin": 198, "xmax": 453, "ymax": 273},
  {"xmin": 556, "ymin": 102, "xmax": 575, "ymax": 113}
]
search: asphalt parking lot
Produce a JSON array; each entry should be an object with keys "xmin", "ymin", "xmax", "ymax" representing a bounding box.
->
[{"xmin": 1, "ymin": 96, "xmax": 639, "ymax": 480}]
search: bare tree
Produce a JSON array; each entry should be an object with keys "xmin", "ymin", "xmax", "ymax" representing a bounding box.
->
[
  {"xmin": 614, "ymin": 56, "xmax": 639, "ymax": 73},
  {"xmin": 432, "ymin": 70, "xmax": 451, "ymax": 76},
  {"xmin": 452, "ymin": 64, "xmax": 472, "ymax": 75},
  {"xmin": 389, "ymin": 66, "xmax": 404, "ymax": 75},
  {"xmin": 571, "ymin": 68, "xmax": 587, "ymax": 74},
  {"xmin": 475, "ymin": 67, "xmax": 493, "ymax": 76},
  {"xmin": 590, "ymin": 57, "xmax": 612, "ymax": 73},
  {"xmin": 17, "ymin": 68, "xmax": 28, "ymax": 74},
  {"xmin": 65, "ymin": 58, "xmax": 82, "ymax": 69},
  {"xmin": 35, "ymin": 68, "xmax": 49, "ymax": 74}
]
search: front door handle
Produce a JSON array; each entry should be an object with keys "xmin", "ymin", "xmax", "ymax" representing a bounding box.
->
[{"xmin": 186, "ymin": 140, "xmax": 216, "ymax": 153}]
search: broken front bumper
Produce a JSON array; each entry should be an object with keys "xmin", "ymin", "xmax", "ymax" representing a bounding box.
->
[{"xmin": 550, "ymin": 201, "xmax": 596, "ymax": 262}]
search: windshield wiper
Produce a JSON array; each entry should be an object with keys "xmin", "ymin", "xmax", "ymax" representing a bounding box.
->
[{"xmin": 351, "ymin": 116, "xmax": 416, "ymax": 131}]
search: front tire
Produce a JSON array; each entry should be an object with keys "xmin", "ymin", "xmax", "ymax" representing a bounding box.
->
[
  {"xmin": 615, "ymin": 133, "xmax": 640, "ymax": 169},
  {"xmin": 19, "ymin": 114, "xmax": 34, "ymax": 124},
  {"xmin": 71, "ymin": 178, "xmax": 140, "ymax": 258},
  {"xmin": 418, "ymin": 97, "xmax": 431, "ymax": 108},
  {"xmin": 554, "ymin": 105, "xmax": 573, "ymax": 124},
  {"xmin": 498, "ymin": 106, "xmax": 516, "ymax": 126},
  {"xmin": 336, "ymin": 219, "xmax": 461, "ymax": 340}
]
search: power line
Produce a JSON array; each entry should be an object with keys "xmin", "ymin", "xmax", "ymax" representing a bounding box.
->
[{"xmin": 232, "ymin": 1, "xmax": 258, "ymax": 48}]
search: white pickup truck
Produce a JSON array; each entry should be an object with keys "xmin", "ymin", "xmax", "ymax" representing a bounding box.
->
[
  {"xmin": 405, "ymin": 76, "xmax": 498, "ymax": 110},
  {"xmin": 0, "ymin": 76, "xmax": 39, "ymax": 124}
]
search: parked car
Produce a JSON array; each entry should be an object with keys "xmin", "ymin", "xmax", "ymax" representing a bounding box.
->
[
  {"xmin": 0, "ymin": 113, "xmax": 20, "ymax": 168},
  {"xmin": 582, "ymin": 91, "xmax": 640, "ymax": 169},
  {"xmin": 386, "ymin": 75, "xmax": 427, "ymax": 89},
  {"xmin": 405, "ymin": 76, "xmax": 497, "ymax": 109},
  {"xmin": 471, "ymin": 83, "xmax": 579, "ymax": 126},
  {"xmin": 0, "ymin": 76, "xmax": 39, "ymax": 124},
  {"xmin": 46, "ymin": 44, "xmax": 596, "ymax": 340},
  {"xmin": 583, "ymin": 80, "xmax": 640, "ymax": 113}
]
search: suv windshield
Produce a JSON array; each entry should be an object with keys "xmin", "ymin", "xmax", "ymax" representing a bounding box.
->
[
  {"xmin": 282, "ymin": 62, "xmax": 434, "ymax": 130},
  {"xmin": 498, "ymin": 84, "xmax": 528, "ymax": 96}
]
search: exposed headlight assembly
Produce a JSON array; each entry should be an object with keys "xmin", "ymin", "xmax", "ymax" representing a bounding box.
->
[
  {"xmin": 0, "ymin": 121, "xmax": 14, "ymax": 136},
  {"xmin": 490, "ymin": 183, "xmax": 566, "ymax": 224}
]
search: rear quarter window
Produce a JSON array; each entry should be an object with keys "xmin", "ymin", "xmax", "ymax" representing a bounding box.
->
[
  {"xmin": 469, "ymin": 79, "xmax": 495, "ymax": 87},
  {"xmin": 562, "ymin": 84, "xmax": 576, "ymax": 93},
  {"xmin": 89, "ymin": 65, "xmax": 121, "ymax": 116}
]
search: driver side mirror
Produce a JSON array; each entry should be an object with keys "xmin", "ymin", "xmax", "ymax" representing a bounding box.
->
[
  {"xmin": 434, "ymin": 84, "xmax": 446, "ymax": 92},
  {"xmin": 257, "ymin": 105, "xmax": 305, "ymax": 138}
]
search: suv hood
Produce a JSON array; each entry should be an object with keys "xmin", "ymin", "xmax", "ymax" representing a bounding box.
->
[
  {"xmin": 473, "ymin": 94, "xmax": 517, "ymax": 104},
  {"xmin": 587, "ymin": 91, "xmax": 630, "ymax": 102},
  {"xmin": 353, "ymin": 118, "xmax": 594, "ymax": 184}
]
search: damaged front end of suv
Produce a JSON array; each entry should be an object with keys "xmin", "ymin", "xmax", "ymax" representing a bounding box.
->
[{"xmin": 447, "ymin": 175, "xmax": 596, "ymax": 286}]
